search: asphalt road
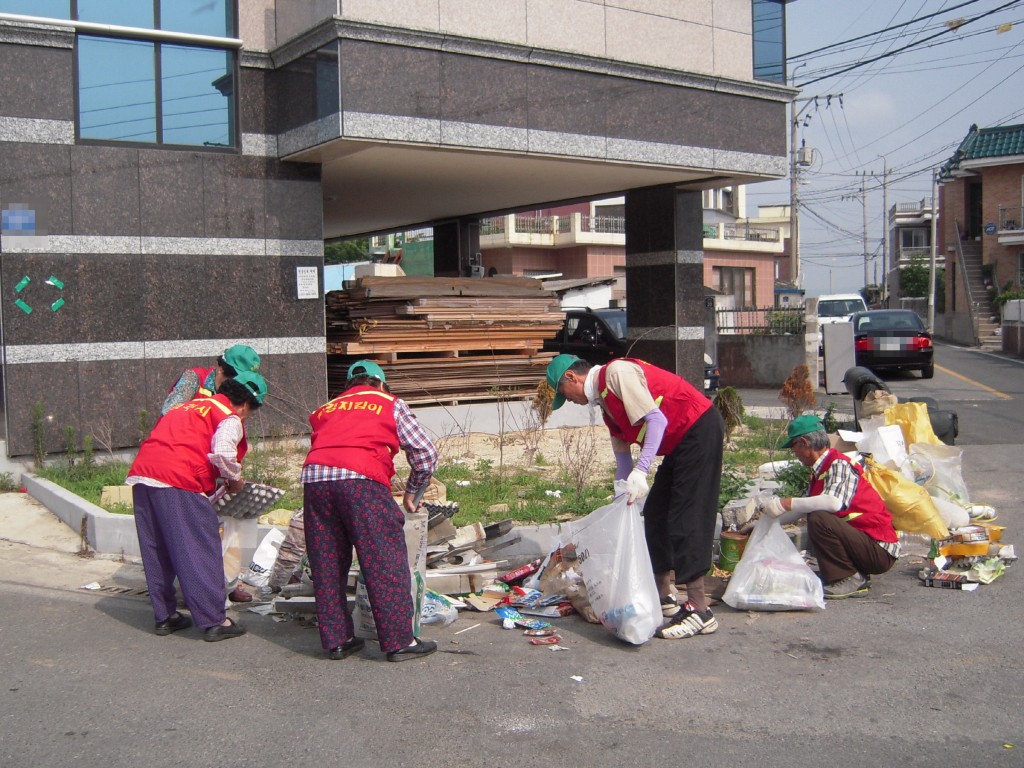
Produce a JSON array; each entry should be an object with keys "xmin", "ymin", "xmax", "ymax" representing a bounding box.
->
[{"xmin": 2, "ymin": 343, "xmax": 1022, "ymax": 767}]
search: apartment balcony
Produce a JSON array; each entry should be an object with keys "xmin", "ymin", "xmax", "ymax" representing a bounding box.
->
[
  {"xmin": 999, "ymin": 205, "xmax": 1024, "ymax": 246},
  {"xmin": 480, "ymin": 213, "xmax": 625, "ymax": 248},
  {"xmin": 889, "ymin": 198, "xmax": 934, "ymax": 226},
  {"xmin": 895, "ymin": 246, "xmax": 944, "ymax": 268},
  {"xmin": 480, "ymin": 214, "xmax": 782, "ymax": 252}
]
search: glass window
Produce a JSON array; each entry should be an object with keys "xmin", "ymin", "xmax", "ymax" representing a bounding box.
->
[
  {"xmin": 161, "ymin": 0, "xmax": 233, "ymax": 37},
  {"xmin": 77, "ymin": 36, "xmax": 156, "ymax": 142},
  {"xmin": 161, "ymin": 44, "xmax": 234, "ymax": 147},
  {"xmin": 714, "ymin": 266, "xmax": 755, "ymax": 308},
  {"xmin": 0, "ymin": 0, "xmax": 69, "ymax": 17},
  {"xmin": 77, "ymin": 0, "xmax": 153, "ymax": 28},
  {"xmin": 752, "ymin": 0, "xmax": 786, "ymax": 84}
]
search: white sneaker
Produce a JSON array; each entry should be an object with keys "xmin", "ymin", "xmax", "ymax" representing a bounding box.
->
[{"xmin": 656, "ymin": 601, "xmax": 718, "ymax": 639}]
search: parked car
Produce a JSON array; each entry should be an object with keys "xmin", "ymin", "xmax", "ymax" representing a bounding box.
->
[
  {"xmin": 850, "ymin": 309, "xmax": 934, "ymax": 379},
  {"xmin": 544, "ymin": 308, "xmax": 720, "ymax": 394},
  {"xmin": 817, "ymin": 293, "xmax": 868, "ymax": 324}
]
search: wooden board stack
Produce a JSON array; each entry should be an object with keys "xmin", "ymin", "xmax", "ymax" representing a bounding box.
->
[{"xmin": 325, "ymin": 276, "xmax": 565, "ymax": 403}]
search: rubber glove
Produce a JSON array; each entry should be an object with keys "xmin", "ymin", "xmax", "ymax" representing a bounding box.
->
[
  {"xmin": 759, "ymin": 496, "xmax": 787, "ymax": 519},
  {"xmin": 626, "ymin": 468, "xmax": 649, "ymax": 504}
]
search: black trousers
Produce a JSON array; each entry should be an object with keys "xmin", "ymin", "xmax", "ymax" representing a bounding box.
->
[{"xmin": 643, "ymin": 406, "xmax": 724, "ymax": 584}]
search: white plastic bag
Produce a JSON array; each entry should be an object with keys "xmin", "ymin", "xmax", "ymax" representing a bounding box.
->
[
  {"xmin": 722, "ymin": 515, "xmax": 825, "ymax": 612},
  {"xmin": 242, "ymin": 527, "xmax": 286, "ymax": 588},
  {"xmin": 420, "ymin": 589, "xmax": 459, "ymax": 626},
  {"xmin": 221, "ymin": 517, "xmax": 245, "ymax": 591},
  {"xmin": 559, "ymin": 482, "xmax": 660, "ymax": 644},
  {"xmin": 856, "ymin": 424, "xmax": 907, "ymax": 469}
]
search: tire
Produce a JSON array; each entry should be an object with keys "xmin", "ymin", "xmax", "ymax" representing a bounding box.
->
[{"xmin": 921, "ymin": 363, "xmax": 935, "ymax": 379}]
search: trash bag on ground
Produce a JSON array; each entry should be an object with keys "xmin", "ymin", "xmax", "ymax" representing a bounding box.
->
[
  {"xmin": 884, "ymin": 401, "xmax": 942, "ymax": 446},
  {"xmin": 558, "ymin": 482, "xmax": 660, "ymax": 644},
  {"xmin": 420, "ymin": 589, "xmax": 459, "ymax": 626},
  {"xmin": 538, "ymin": 550, "xmax": 600, "ymax": 624},
  {"xmin": 242, "ymin": 527, "xmax": 286, "ymax": 589},
  {"xmin": 901, "ymin": 443, "xmax": 971, "ymax": 507},
  {"xmin": 863, "ymin": 458, "xmax": 949, "ymax": 540},
  {"xmin": 722, "ymin": 515, "xmax": 825, "ymax": 612}
]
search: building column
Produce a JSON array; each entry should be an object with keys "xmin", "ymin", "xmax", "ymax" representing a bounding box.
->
[
  {"xmin": 433, "ymin": 218, "xmax": 480, "ymax": 277},
  {"xmin": 624, "ymin": 185, "xmax": 705, "ymax": 388}
]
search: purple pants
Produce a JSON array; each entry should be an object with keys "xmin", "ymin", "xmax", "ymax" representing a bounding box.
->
[
  {"xmin": 132, "ymin": 484, "xmax": 226, "ymax": 630},
  {"xmin": 303, "ymin": 479, "xmax": 414, "ymax": 654}
]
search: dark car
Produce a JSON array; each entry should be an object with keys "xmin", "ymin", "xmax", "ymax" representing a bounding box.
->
[
  {"xmin": 544, "ymin": 308, "xmax": 720, "ymax": 394},
  {"xmin": 851, "ymin": 309, "xmax": 934, "ymax": 379}
]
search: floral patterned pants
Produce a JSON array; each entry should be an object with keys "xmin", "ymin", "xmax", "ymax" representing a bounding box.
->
[{"xmin": 303, "ymin": 479, "xmax": 414, "ymax": 654}]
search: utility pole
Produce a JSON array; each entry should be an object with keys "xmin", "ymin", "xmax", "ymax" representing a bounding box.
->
[
  {"xmin": 861, "ymin": 171, "xmax": 869, "ymax": 293},
  {"xmin": 880, "ymin": 159, "xmax": 889, "ymax": 306},
  {"xmin": 929, "ymin": 168, "xmax": 938, "ymax": 333},
  {"xmin": 789, "ymin": 92, "xmax": 841, "ymax": 288}
]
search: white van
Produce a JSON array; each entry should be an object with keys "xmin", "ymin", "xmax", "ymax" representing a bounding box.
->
[{"xmin": 816, "ymin": 293, "xmax": 867, "ymax": 325}]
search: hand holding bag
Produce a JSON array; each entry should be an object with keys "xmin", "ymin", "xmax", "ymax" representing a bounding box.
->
[{"xmin": 559, "ymin": 482, "xmax": 660, "ymax": 644}]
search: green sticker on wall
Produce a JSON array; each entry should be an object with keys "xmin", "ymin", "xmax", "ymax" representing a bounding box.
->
[
  {"xmin": 15, "ymin": 275, "xmax": 30, "ymax": 292},
  {"xmin": 50, "ymin": 297, "xmax": 65, "ymax": 312},
  {"xmin": 15, "ymin": 299, "xmax": 32, "ymax": 314},
  {"xmin": 46, "ymin": 276, "xmax": 65, "ymax": 290}
]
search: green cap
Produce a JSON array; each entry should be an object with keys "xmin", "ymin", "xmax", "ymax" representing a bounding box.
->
[
  {"xmin": 347, "ymin": 359, "xmax": 386, "ymax": 383},
  {"xmin": 222, "ymin": 344, "xmax": 261, "ymax": 375},
  {"xmin": 234, "ymin": 371, "xmax": 267, "ymax": 405},
  {"xmin": 782, "ymin": 414, "xmax": 824, "ymax": 448},
  {"xmin": 546, "ymin": 354, "xmax": 583, "ymax": 411}
]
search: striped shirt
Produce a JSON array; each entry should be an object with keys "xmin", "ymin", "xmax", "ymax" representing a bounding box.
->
[{"xmin": 301, "ymin": 397, "xmax": 438, "ymax": 494}]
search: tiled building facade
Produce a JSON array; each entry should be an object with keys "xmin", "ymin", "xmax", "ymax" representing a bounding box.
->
[{"xmin": 0, "ymin": 1, "xmax": 792, "ymax": 456}]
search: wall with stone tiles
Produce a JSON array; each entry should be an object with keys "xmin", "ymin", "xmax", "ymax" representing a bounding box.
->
[
  {"xmin": 0, "ymin": 36, "xmax": 327, "ymax": 456},
  {"xmin": 268, "ymin": 0, "xmax": 755, "ymax": 79}
]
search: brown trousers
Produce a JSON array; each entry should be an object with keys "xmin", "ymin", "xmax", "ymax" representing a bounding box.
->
[{"xmin": 807, "ymin": 510, "xmax": 897, "ymax": 584}]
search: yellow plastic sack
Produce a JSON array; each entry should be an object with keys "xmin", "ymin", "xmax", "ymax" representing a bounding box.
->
[
  {"xmin": 883, "ymin": 402, "xmax": 941, "ymax": 446},
  {"xmin": 863, "ymin": 459, "xmax": 949, "ymax": 539}
]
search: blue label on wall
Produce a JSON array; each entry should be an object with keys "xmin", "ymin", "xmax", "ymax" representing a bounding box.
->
[{"xmin": 985, "ymin": 223, "xmax": 997, "ymax": 235}]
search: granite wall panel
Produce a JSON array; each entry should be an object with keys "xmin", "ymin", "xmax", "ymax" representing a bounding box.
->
[
  {"xmin": 139, "ymin": 150, "xmax": 206, "ymax": 238},
  {"xmin": 340, "ymin": 39, "xmax": 441, "ymax": 119},
  {"xmin": 526, "ymin": 65, "xmax": 607, "ymax": 137},
  {"xmin": 70, "ymin": 146, "xmax": 142, "ymax": 236},
  {"xmin": 0, "ymin": 43, "xmax": 74, "ymax": 120},
  {"xmin": 0, "ymin": 143, "xmax": 73, "ymax": 234},
  {"xmin": 440, "ymin": 53, "xmax": 528, "ymax": 128},
  {"xmin": 239, "ymin": 67, "xmax": 272, "ymax": 135},
  {"xmin": 202, "ymin": 155, "xmax": 268, "ymax": 240},
  {"xmin": 1, "ymin": 252, "xmax": 145, "ymax": 345},
  {"xmin": 4, "ymin": 362, "xmax": 81, "ymax": 456}
]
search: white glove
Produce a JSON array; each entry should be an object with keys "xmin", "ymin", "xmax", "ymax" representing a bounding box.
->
[
  {"xmin": 759, "ymin": 496, "xmax": 787, "ymax": 519},
  {"xmin": 626, "ymin": 469, "xmax": 650, "ymax": 504}
]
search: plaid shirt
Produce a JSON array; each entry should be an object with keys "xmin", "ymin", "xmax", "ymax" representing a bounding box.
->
[{"xmin": 301, "ymin": 397, "xmax": 437, "ymax": 493}]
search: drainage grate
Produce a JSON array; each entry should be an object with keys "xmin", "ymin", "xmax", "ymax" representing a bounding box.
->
[{"xmin": 93, "ymin": 584, "xmax": 150, "ymax": 597}]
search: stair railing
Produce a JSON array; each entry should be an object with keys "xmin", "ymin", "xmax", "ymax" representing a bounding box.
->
[{"xmin": 953, "ymin": 219, "xmax": 981, "ymax": 346}]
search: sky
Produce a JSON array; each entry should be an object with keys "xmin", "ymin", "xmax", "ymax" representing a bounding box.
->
[{"xmin": 747, "ymin": 0, "xmax": 1024, "ymax": 298}]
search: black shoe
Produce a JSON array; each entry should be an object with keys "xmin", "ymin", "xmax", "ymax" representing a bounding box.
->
[
  {"xmin": 386, "ymin": 638, "xmax": 437, "ymax": 662},
  {"xmin": 328, "ymin": 637, "xmax": 365, "ymax": 660},
  {"xmin": 204, "ymin": 618, "xmax": 247, "ymax": 642},
  {"xmin": 155, "ymin": 613, "xmax": 192, "ymax": 636}
]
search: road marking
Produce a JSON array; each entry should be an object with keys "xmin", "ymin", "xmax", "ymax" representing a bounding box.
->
[{"xmin": 937, "ymin": 364, "xmax": 1013, "ymax": 400}]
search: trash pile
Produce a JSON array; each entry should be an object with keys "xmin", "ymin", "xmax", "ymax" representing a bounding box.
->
[
  {"xmin": 719, "ymin": 399, "xmax": 1015, "ymax": 602},
  {"xmin": 242, "ymin": 480, "xmax": 662, "ymax": 647}
]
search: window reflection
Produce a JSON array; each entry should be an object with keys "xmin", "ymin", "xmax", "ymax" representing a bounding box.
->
[
  {"xmin": 0, "ymin": 0, "xmax": 69, "ymax": 17},
  {"xmin": 162, "ymin": 44, "xmax": 234, "ymax": 147},
  {"xmin": 161, "ymin": 0, "xmax": 233, "ymax": 37},
  {"xmin": 752, "ymin": 0, "xmax": 786, "ymax": 84},
  {"xmin": 77, "ymin": 0, "xmax": 153, "ymax": 28},
  {"xmin": 78, "ymin": 37, "xmax": 156, "ymax": 142}
]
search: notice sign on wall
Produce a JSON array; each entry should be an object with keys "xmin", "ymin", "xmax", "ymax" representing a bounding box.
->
[{"xmin": 296, "ymin": 266, "xmax": 319, "ymax": 299}]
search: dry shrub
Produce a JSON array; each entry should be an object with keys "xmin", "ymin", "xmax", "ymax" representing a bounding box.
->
[
  {"xmin": 558, "ymin": 426, "xmax": 601, "ymax": 497},
  {"xmin": 778, "ymin": 363, "xmax": 816, "ymax": 419}
]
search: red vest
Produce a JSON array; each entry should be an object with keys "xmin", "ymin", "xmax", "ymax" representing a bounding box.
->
[
  {"xmin": 810, "ymin": 449, "xmax": 898, "ymax": 543},
  {"xmin": 191, "ymin": 366, "xmax": 216, "ymax": 397},
  {"xmin": 597, "ymin": 359, "xmax": 711, "ymax": 455},
  {"xmin": 130, "ymin": 394, "xmax": 244, "ymax": 494},
  {"xmin": 304, "ymin": 386, "xmax": 399, "ymax": 487}
]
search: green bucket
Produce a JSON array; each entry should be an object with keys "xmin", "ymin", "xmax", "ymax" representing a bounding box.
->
[{"xmin": 718, "ymin": 531, "xmax": 749, "ymax": 572}]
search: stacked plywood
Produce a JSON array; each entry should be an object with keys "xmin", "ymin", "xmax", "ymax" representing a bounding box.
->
[{"xmin": 325, "ymin": 276, "xmax": 564, "ymax": 403}]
